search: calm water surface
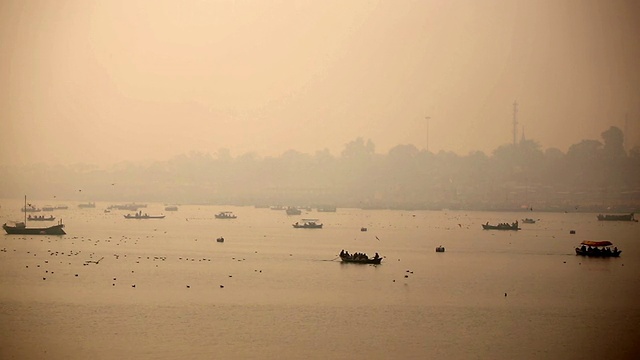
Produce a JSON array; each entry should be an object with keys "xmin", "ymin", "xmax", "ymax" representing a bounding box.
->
[{"xmin": 1, "ymin": 200, "xmax": 639, "ymax": 359}]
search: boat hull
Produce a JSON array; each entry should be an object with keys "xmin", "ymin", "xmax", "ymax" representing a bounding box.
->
[
  {"xmin": 482, "ymin": 224, "xmax": 520, "ymax": 230},
  {"xmin": 597, "ymin": 213, "xmax": 637, "ymax": 222},
  {"xmin": 123, "ymin": 215, "xmax": 165, "ymax": 219},
  {"xmin": 575, "ymin": 248, "xmax": 621, "ymax": 257},
  {"xmin": 3, "ymin": 223, "xmax": 66, "ymax": 235},
  {"xmin": 292, "ymin": 224, "xmax": 323, "ymax": 229},
  {"xmin": 340, "ymin": 256, "xmax": 382, "ymax": 264}
]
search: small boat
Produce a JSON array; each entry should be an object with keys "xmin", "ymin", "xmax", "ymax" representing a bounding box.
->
[
  {"xmin": 317, "ymin": 206, "xmax": 337, "ymax": 212},
  {"xmin": 521, "ymin": 218, "xmax": 537, "ymax": 224},
  {"xmin": 109, "ymin": 203, "xmax": 145, "ymax": 211},
  {"xmin": 575, "ymin": 240, "xmax": 621, "ymax": 257},
  {"xmin": 54, "ymin": 205, "xmax": 69, "ymax": 210},
  {"xmin": 27, "ymin": 215, "xmax": 55, "ymax": 221},
  {"xmin": 3, "ymin": 221, "xmax": 66, "ymax": 235},
  {"xmin": 216, "ymin": 237, "xmax": 224, "ymax": 243},
  {"xmin": 21, "ymin": 205, "xmax": 41, "ymax": 212},
  {"xmin": 597, "ymin": 213, "xmax": 637, "ymax": 222},
  {"xmin": 42, "ymin": 205, "xmax": 55, "ymax": 211},
  {"xmin": 435, "ymin": 245, "xmax": 445, "ymax": 252},
  {"xmin": 285, "ymin": 207, "xmax": 302, "ymax": 215},
  {"xmin": 124, "ymin": 212, "xmax": 165, "ymax": 219},
  {"xmin": 4, "ymin": 196, "xmax": 66, "ymax": 235},
  {"xmin": 164, "ymin": 205, "xmax": 179, "ymax": 211},
  {"xmin": 215, "ymin": 211, "xmax": 237, "ymax": 219},
  {"xmin": 78, "ymin": 202, "xmax": 96, "ymax": 208},
  {"xmin": 361, "ymin": 227, "xmax": 368, "ymax": 232},
  {"xmin": 339, "ymin": 250, "xmax": 382, "ymax": 264},
  {"xmin": 482, "ymin": 221, "xmax": 520, "ymax": 230},
  {"xmin": 292, "ymin": 219, "xmax": 323, "ymax": 229}
]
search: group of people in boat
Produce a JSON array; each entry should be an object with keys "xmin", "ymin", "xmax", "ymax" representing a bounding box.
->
[
  {"xmin": 27, "ymin": 215, "xmax": 52, "ymax": 220},
  {"xmin": 340, "ymin": 250, "xmax": 379, "ymax": 261},
  {"xmin": 487, "ymin": 221, "xmax": 518, "ymax": 228},
  {"xmin": 577, "ymin": 245, "xmax": 619, "ymax": 256}
]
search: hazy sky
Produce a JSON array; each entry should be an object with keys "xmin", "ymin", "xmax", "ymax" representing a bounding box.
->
[{"xmin": 1, "ymin": 0, "xmax": 639, "ymax": 165}]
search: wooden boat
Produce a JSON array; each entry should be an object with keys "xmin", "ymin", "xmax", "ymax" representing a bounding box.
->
[
  {"xmin": 78, "ymin": 202, "xmax": 96, "ymax": 208},
  {"xmin": 339, "ymin": 251, "xmax": 382, "ymax": 264},
  {"xmin": 3, "ymin": 221, "xmax": 66, "ymax": 235},
  {"xmin": 27, "ymin": 215, "xmax": 55, "ymax": 221},
  {"xmin": 292, "ymin": 219, "xmax": 323, "ymax": 229},
  {"xmin": 521, "ymin": 218, "xmax": 537, "ymax": 224},
  {"xmin": 21, "ymin": 205, "xmax": 41, "ymax": 212},
  {"xmin": 597, "ymin": 213, "xmax": 637, "ymax": 222},
  {"xmin": 124, "ymin": 212, "xmax": 165, "ymax": 219},
  {"xmin": 575, "ymin": 240, "xmax": 621, "ymax": 257},
  {"xmin": 164, "ymin": 205, "xmax": 178, "ymax": 211},
  {"xmin": 285, "ymin": 207, "xmax": 302, "ymax": 215},
  {"xmin": 3, "ymin": 196, "xmax": 66, "ymax": 235},
  {"xmin": 435, "ymin": 245, "xmax": 445, "ymax": 252},
  {"xmin": 216, "ymin": 237, "xmax": 224, "ymax": 243},
  {"xmin": 110, "ymin": 203, "xmax": 145, "ymax": 211},
  {"xmin": 482, "ymin": 221, "xmax": 520, "ymax": 230},
  {"xmin": 215, "ymin": 211, "xmax": 237, "ymax": 219}
]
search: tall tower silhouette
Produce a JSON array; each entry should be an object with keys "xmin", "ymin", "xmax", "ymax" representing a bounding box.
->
[{"xmin": 512, "ymin": 101, "xmax": 518, "ymax": 146}]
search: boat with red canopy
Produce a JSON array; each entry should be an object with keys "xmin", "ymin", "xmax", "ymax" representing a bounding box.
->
[{"xmin": 575, "ymin": 241, "xmax": 621, "ymax": 257}]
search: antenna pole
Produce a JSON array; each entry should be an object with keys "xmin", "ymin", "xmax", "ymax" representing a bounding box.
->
[
  {"xmin": 425, "ymin": 116, "xmax": 431, "ymax": 152},
  {"xmin": 512, "ymin": 101, "xmax": 518, "ymax": 146}
]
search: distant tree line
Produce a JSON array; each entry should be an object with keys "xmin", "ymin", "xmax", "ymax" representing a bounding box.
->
[{"xmin": 1, "ymin": 126, "xmax": 638, "ymax": 212}]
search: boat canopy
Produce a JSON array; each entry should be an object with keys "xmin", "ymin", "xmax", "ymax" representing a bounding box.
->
[{"xmin": 580, "ymin": 240, "xmax": 613, "ymax": 247}]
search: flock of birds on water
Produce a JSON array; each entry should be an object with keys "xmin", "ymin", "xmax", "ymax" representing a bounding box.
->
[{"xmin": 0, "ymin": 229, "xmax": 434, "ymax": 295}]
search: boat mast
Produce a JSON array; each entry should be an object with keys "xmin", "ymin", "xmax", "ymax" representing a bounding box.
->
[{"xmin": 24, "ymin": 195, "xmax": 27, "ymax": 223}]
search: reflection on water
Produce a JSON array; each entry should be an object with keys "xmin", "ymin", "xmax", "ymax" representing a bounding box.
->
[{"xmin": 1, "ymin": 202, "xmax": 639, "ymax": 359}]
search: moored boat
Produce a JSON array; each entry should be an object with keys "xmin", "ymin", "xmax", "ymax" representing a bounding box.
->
[
  {"xmin": 575, "ymin": 240, "xmax": 621, "ymax": 257},
  {"xmin": 78, "ymin": 202, "xmax": 96, "ymax": 208},
  {"xmin": 21, "ymin": 205, "xmax": 41, "ymax": 212},
  {"xmin": 215, "ymin": 211, "xmax": 237, "ymax": 219},
  {"xmin": 597, "ymin": 213, "xmax": 637, "ymax": 222},
  {"xmin": 27, "ymin": 215, "xmax": 55, "ymax": 221},
  {"xmin": 124, "ymin": 211, "xmax": 165, "ymax": 219},
  {"xmin": 286, "ymin": 207, "xmax": 302, "ymax": 215},
  {"xmin": 482, "ymin": 221, "xmax": 520, "ymax": 230},
  {"xmin": 3, "ymin": 221, "xmax": 66, "ymax": 235},
  {"xmin": 164, "ymin": 205, "xmax": 179, "ymax": 211},
  {"xmin": 521, "ymin": 218, "xmax": 537, "ymax": 224},
  {"xmin": 293, "ymin": 219, "xmax": 323, "ymax": 229},
  {"xmin": 339, "ymin": 250, "xmax": 382, "ymax": 264}
]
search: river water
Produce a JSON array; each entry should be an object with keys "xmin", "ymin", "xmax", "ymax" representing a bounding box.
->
[{"xmin": 1, "ymin": 200, "xmax": 639, "ymax": 359}]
